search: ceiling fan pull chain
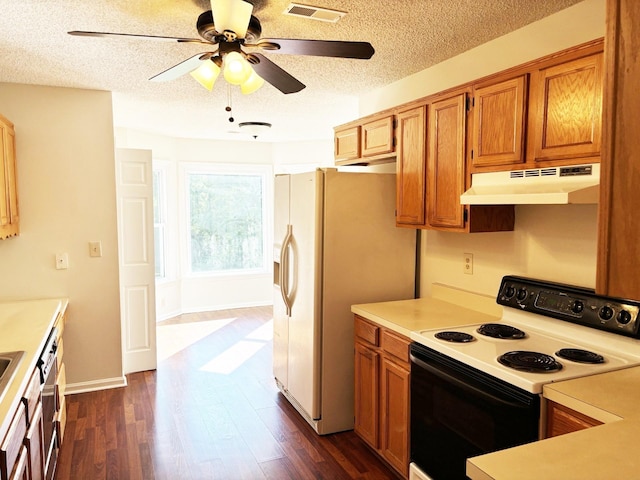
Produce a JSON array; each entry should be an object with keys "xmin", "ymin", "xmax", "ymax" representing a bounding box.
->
[{"xmin": 226, "ymin": 83, "xmax": 234, "ymax": 122}]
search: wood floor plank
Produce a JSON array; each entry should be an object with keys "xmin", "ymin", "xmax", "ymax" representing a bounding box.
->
[{"xmin": 56, "ymin": 307, "xmax": 398, "ymax": 480}]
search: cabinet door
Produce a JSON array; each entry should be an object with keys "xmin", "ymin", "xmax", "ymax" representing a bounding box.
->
[
  {"xmin": 531, "ymin": 53, "xmax": 603, "ymax": 163},
  {"xmin": 596, "ymin": 0, "xmax": 640, "ymax": 300},
  {"xmin": 546, "ymin": 401, "xmax": 602, "ymax": 438},
  {"xmin": 334, "ymin": 126, "xmax": 360, "ymax": 162},
  {"xmin": 380, "ymin": 358, "xmax": 410, "ymax": 478},
  {"xmin": 0, "ymin": 119, "xmax": 9, "ymax": 227},
  {"xmin": 25, "ymin": 404, "xmax": 44, "ymax": 480},
  {"xmin": 1, "ymin": 402, "xmax": 27, "ymax": 480},
  {"xmin": 472, "ymin": 75, "xmax": 527, "ymax": 168},
  {"xmin": 427, "ymin": 93, "xmax": 467, "ymax": 229},
  {"xmin": 354, "ymin": 342, "xmax": 379, "ymax": 449},
  {"xmin": 362, "ymin": 116, "xmax": 394, "ymax": 157},
  {"xmin": 396, "ymin": 106, "xmax": 426, "ymax": 226}
]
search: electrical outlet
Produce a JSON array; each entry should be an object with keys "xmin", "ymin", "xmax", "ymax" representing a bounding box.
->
[{"xmin": 463, "ymin": 253, "xmax": 473, "ymax": 275}]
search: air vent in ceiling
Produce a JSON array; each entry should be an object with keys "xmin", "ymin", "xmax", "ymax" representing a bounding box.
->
[{"xmin": 283, "ymin": 3, "xmax": 347, "ymax": 23}]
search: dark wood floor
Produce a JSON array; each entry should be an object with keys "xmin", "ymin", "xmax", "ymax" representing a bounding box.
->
[{"xmin": 56, "ymin": 306, "xmax": 399, "ymax": 479}]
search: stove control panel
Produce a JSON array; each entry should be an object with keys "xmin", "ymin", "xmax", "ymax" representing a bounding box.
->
[{"xmin": 497, "ymin": 276, "xmax": 640, "ymax": 338}]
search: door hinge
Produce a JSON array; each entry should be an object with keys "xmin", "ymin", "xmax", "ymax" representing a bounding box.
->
[
  {"xmin": 463, "ymin": 208, "xmax": 468, "ymax": 223},
  {"xmin": 466, "ymin": 97, "xmax": 472, "ymax": 111},
  {"xmin": 471, "ymin": 149, "xmax": 474, "ymax": 160}
]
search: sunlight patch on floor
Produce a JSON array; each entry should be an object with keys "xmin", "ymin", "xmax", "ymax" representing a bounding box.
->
[
  {"xmin": 199, "ymin": 319, "xmax": 273, "ymax": 374},
  {"xmin": 246, "ymin": 319, "xmax": 274, "ymax": 341},
  {"xmin": 156, "ymin": 318, "xmax": 236, "ymax": 362}
]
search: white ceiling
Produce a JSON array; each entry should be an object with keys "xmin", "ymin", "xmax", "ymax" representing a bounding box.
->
[{"xmin": 0, "ymin": 0, "xmax": 584, "ymax": 142}]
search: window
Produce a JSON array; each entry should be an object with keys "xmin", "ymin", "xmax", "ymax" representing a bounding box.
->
[
  {"xmin": 153, "ymin": 169, "xmax": 166, "ymax": 278},
  {"xmin": 187, "ymin": 167, "xmax": 268, "ymax": 274}
]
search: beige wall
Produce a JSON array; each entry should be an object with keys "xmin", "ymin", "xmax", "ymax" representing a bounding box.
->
[
  {"xmin": 359, "ymin": 0, "xmax": 605, "ymax": 297},
  {"xmin": 0, "ymin": 83, "xmax": 124, "ymax": 392}
]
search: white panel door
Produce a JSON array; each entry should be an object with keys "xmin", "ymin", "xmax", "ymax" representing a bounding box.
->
[
  {"xmin": 287, "ymin": 170, "xmax": 322, "ymax": 419},
  {"xmin": 116, "ymin": 148, "xmax": 157, "ymax": 374}
]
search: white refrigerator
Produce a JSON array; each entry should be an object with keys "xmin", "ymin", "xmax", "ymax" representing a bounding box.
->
[{"xmin": 273, "ymin": 168, "xmax": 416, "ymax": 434}]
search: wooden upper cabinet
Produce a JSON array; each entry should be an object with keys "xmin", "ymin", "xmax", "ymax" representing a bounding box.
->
[
  {"xmin": 0, "ymin": 114, "xmax": 19, "ymax": 239},
  {"xmin": 334, "ymin": 125, "xmax": 360, "ymax": 162},
  {"xmin": 472, "ymin": 75, "xmax": 528, "ymax": 168},
  {"xmin": 362, "ymin": 115, "xmax": 395, "ymax": 157},
  {"xmin": 427, "ymin": 92, "xmax": 467, "ymax": 230},
  {"xmin": 530, "ymin": 52, "xmax": 603, "ymax": 164},
  {"xmin": 395, "ymin": 105, "xmax": 427, "ymax": 227},
  {"xmin": 597, "ymin": 0, "xmax": 640, "ymax": 300}
]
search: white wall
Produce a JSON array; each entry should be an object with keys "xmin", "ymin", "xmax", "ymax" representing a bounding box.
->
[
  {"xmin": 0, "ymin": 83, "xmax": 124, "ymax": 391},
  {"xmin": 115, "ymin": 129, "xmax": 335, "ymax": 319},
  {"xmin": 360, "ymin": 0, "xmax": 606, "ymax": 297}
]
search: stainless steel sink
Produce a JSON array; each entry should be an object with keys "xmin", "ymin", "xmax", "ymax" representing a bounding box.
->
[{"xmin": 0, "ymin": 351, "xmax": 25, "ymax": 403}]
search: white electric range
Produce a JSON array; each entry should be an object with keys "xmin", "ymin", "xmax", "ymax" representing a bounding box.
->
[
  {"xmin": 411, "ymin": 276, "xmax": 640, "ymax": 394},
  {"xmin": 408, "ymin": 276, "xmax": 640, "ymax": 480}
]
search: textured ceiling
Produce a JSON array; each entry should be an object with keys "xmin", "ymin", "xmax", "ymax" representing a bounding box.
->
[{"xmin": 0, "ymin": 0, "xmax": 584, "ymax": 142}]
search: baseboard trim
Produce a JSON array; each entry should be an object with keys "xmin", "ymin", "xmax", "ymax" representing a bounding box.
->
[{"xmin": 66, "ymin": 376, "xmax": 128, "ymax": 395}]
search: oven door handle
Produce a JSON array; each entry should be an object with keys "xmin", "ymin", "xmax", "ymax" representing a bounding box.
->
[{"xmin": 411, "ymin": 354, "xmax": 534, "ymax": 410}]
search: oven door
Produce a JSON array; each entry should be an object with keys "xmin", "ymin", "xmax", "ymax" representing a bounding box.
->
[{"xmin": 410, "ymin": 343, "xmax": 540, "ymax": 480}]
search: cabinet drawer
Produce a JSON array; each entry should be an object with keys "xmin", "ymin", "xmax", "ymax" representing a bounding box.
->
[
  {"xmin": 56, "ymin": 337, "xmax": 64, "ymax": 371},
  {"xmin": 381, "ymin": 330, "xmax": 410, "ymax": 364},
  {"xmin": 55, "ymin": 362, "xmax": 66, "ymax": 407},
  {"xmin": 355, "ymin": 316, "xmax": 379, "ymax": 346},
  {"xmin": 22, "ymin": 370, "xmax": 40, "ymax": 427},
  {"xmin": 0, "ymin": 401, "xmax": 27, "ymax": 480},
  {"xmin": 55, "ymin": 395, "xmax": 67, "ymax": 444},
  {"xmin": 54, "ymin": 312, "xmax": 66, "ymax": 341}
]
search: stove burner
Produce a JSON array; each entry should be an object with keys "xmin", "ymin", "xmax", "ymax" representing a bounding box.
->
[
  {"xmin": 556, "ymin": 348, "xmax": 605, "ymax": 364},
  {"xmin": 498, "ymin": 351, "xmax": 563, "ymax": 373},
  {"xmin": 434, "ymin": 331, "xmax": 475, "ymax": 343},
  {"xmin": 477, "ymin": 323, "xmax": 526, "ymax": 339}
]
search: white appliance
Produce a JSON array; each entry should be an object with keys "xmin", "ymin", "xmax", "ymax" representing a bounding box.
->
[
  {"xmin": 409, "ymin": 275, "xmax": 640, "ymax": 480},
  {"xmin": 273, "ymin": 168, "xmax": 416, "ymax": 434},
  {"xmin": 460, "ymin": 163, "xmax": 599, "ymax": 205}
]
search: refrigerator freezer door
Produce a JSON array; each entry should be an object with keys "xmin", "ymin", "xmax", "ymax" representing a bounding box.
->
[
  {"xmin": 273, "ymin": 174, "xmax": 291, "ymax": 390},
  {"xmin": 286, "ymin": 171, "xmax": 322, "ymax": 420}
]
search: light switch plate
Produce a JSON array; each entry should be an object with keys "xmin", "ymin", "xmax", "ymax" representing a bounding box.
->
[{"xmin": 89, "ymin": 241, "xmax": 102, "ymax": 257}]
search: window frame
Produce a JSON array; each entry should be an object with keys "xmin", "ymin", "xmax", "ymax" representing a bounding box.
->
[{"xmin": 182, "ymin": 162, "xmax": 273, "ymax": 277}]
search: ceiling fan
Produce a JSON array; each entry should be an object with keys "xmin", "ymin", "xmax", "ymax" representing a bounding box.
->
[{"xmin": 68, "ymin": 0, "xmax": 375, "ymax": 95}]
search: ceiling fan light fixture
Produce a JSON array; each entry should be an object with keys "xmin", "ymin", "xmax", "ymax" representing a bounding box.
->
[
  {"xmin": 239, "ymin": 121, "xmax": 272, "ymax": 139},
  {"xmin": 223, "ymin": 51, "xmax": 253, "ymax": 85},
  {"xmin": 190, "ymin": 59, "xmax": 221, "ymax": 91},
  {"xmin": 211, "ymin": 0, "xmax": 254, "ymax": 39},
  {"xmin": 241, "ymin": 70, "xmax": 264, "ymax": 94}
]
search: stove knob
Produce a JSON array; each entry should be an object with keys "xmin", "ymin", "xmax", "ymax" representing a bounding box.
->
[
  {"xmin": 617, "ymin": 310, "xmax": 632, "ymax": 325},
  {"xmin": 504, "ymin": 286, "xmax": 516, "ymax": 298},
  {"xmin": 571, "ymin": 300, "xmax": 585, "ymax": 314},
  {"xmin": 516, "ymin": 288, "xmax": 527, "ymax": 301},
  {"xmin": 599, "ymin": 305, "xmax": 614, "ymax": 321}
]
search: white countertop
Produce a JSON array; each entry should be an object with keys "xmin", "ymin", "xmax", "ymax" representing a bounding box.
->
[{"xmin": 0, "ymin": 298, "xmax": 68, "ymax": 437}]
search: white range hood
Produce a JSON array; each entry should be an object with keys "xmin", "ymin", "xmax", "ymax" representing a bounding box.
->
[{"xmin": 460, "ymin": 164, "xmax": 600, "ymax": 205}]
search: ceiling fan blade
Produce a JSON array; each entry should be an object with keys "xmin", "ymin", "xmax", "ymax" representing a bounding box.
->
[
  {"xmin": 253, "ymin": 39, "xmax": 374, "ymax": 59},
  {"xmin": 150, "ymin": 53, "xmax": 216, "ymax": 82},
  {"xmin": 68, "ymin": 30, "xmax": 210, "ymax": 45},
  {"xmin": 210, "ymin": 0, "xmax": 253, "ymax": 38},
  {"xmin": 249, "ymin": 53, "xmax": 305, "ymax": 94}
]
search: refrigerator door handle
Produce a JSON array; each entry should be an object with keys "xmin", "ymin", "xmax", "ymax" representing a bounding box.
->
[{"xmin": 280, "ymin": 224, "xmax": 293, "ymax": 316}]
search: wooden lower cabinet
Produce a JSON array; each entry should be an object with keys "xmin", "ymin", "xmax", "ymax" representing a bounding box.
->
[
  {"xmin": 354, "ymin": 315, "xmax": 410, "ymax": 478},
  {"xmin": 546, "ymin": 400, "xmax": 602, "ymax": 438}
]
